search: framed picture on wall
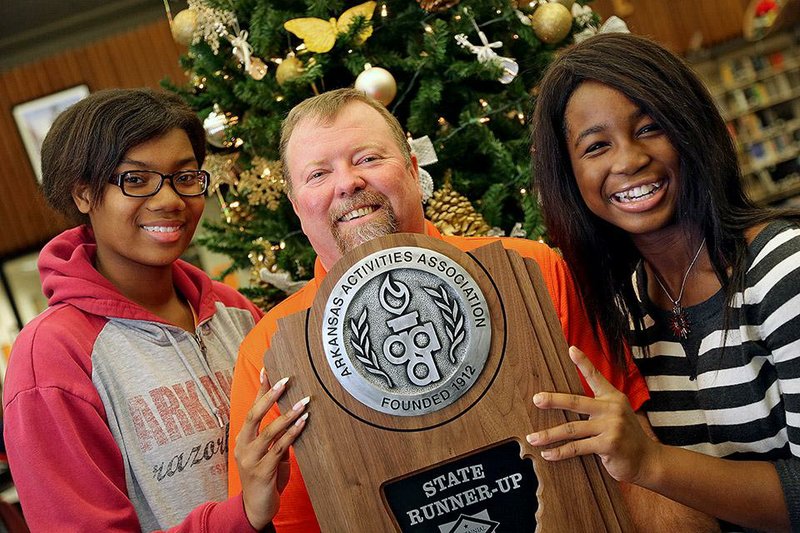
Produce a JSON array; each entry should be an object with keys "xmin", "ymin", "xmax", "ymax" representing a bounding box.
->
[{"xmin": 12, "ymin": 85, "xmax": 90, "ymax": 181}]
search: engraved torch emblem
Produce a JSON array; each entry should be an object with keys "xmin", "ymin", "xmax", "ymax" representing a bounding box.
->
[{"xmin": 380, "ymin": 274, "xmax": 442, "ymax": 387}]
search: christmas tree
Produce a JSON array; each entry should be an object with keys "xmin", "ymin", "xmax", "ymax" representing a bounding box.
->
[{"xmin": 163, "ymin": 0, "xmax": 613, "ymax": 309}]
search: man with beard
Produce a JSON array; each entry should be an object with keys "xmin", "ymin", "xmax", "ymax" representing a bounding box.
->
[{"xmin": 226, "ymin": 88, "xmax": 650, "ymax": 532}]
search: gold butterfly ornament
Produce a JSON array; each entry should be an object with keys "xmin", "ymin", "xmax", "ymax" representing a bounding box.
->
[{"xmin": 284, "ymin": 1, "xmax": 377, "ymax": 54}]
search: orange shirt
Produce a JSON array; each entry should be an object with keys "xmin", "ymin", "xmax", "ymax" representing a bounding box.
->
[{"xmin": 229, "ymin": 221, "xmax": 649, "ymax": 532}]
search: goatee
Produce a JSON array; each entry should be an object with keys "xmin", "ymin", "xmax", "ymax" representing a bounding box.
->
[{"xmin": 331, "ymin": 190, "xmax": 397, "ymax": 255}]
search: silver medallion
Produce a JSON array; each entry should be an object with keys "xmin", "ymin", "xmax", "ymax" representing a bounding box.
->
[{"xmin": 322, "ymin": 246, "xmax": 491, "ymax": 416}]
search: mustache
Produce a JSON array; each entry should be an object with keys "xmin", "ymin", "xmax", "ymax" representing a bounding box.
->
[{"xmin": 329, "ymin": 190, "xmax": 391, "ymax": 222}]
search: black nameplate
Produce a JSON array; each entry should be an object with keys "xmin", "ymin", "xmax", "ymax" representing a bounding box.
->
[{"xmin": 382, "ymin": 440, "xmax": 538, "ymax": 532}]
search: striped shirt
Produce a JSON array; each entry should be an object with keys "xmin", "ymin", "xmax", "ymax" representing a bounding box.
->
[{"xmin": 630, "ymin": 220, "xmax": 800, "ymax": 529}]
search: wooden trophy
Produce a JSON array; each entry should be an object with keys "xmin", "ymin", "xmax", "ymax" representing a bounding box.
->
[{"xmin": 264, "ymin": 233, "xmax": 632, "ymax": 532}]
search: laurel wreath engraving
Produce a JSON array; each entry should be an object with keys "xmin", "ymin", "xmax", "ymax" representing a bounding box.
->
[
  {"xmin": 423, "ymin": 284, "xmax": 465, "ymax": 364},
  {"xmin": 350, "ymin": 308, "xmax": 394, "ymax": 388}
]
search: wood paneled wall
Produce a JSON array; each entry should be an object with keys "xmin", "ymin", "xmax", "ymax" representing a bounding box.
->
[
  {"xmin": 591, "ymin": 0, "xmax": 749, "ymax": 54},
  {"xmin": 0, "ymin": 19, "xmax": 185, "ymax": 258}
]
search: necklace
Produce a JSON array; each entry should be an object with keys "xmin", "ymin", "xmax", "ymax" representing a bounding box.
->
[{"xmin": 649, "ymin": 237, "xmax": 706, "ymax": 339}]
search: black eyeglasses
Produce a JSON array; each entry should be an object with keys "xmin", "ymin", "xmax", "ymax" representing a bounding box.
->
[{"xmin": 108, "ymin": 169, "xmax": 210, "ymax": 198}]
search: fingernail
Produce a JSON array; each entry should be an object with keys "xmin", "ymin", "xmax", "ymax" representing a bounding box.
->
[
  {"xmin": 294, "ymin": 412, "xmax": 309, "ymax": 427},
  {"xmin": 541, "ymin": 449, "xmax": 553, "ymax": 460},
  {"xmin": 527, "ymin": 433, "xmax": 538, "ymax": 445},
  {"xmin": 259, "ymin": 368, "xmax": 267, "ymax": 384},
  {"xmin": 293, "ymin": 396, "xmax": 310, "ymax": 411},
  {"xmin": 533, "ymin": 393, "xmax": 544, "ymax": 406},
  {"xmin": 272, "ymin": 376, "xmax": 289, "ymax": 391},
  {"xmin": 568, "ymin": 346, "xmax": 579, "ymax": 360}
]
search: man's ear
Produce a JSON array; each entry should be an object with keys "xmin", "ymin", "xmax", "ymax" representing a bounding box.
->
[
  {"xmin": 409, "ymin": 153, "xmax": 422, "ymax": 195},
  {"xmin": 409, "ymin": 154, "xmax": 419, "ymax": 183},
  {"xmin": 71, "ymin": 184, "xmax": 92, "ymax": 215}
]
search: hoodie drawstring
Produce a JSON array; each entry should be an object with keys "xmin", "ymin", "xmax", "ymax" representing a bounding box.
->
[{"xmin": 165, "ymin": 328, "xmax": 227, "ymax": 428}]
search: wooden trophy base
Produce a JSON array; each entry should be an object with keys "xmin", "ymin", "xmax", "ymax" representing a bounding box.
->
[{"xmin": 264, "ymin": 234, "xmax": 631, "ymax": 532}]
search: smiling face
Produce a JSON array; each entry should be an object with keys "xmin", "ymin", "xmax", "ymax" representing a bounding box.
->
[
  {"xmin": 564, "ymin": 81, "xmax": 682, "ymax": 241},
  {"xmin": 285, "ymin": 101, "xmax": 425, "ymax": 269},
  {"xmin": 72, "ymin": 127, "xmax": 205, "ymax": 280}
]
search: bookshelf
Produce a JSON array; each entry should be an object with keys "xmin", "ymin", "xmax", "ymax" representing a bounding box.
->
[{"xmin": 691, "ymin": 29, "xmax": 800, "ymax": 206}]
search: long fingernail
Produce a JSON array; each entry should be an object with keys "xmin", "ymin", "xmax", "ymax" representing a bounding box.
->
[
  {"xmin": 272, "ymin": 376, "xmax": 289, "ymax": 391},
  {"xmin": 295, "ymin": 412, "xmax": 309, "ymax": 427},
  {"xmin": 533, "ymin": 393, "xmax": 544, "ymax": 406},
  {"xmin": 293, "ymin": 396, "xmax": 310, "ymax": 411},
  {"xmin": 259, "ymin": 367, "xmax": 267, "ymax": 384}
]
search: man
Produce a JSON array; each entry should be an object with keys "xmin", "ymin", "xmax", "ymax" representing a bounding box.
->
[{"xmin": 227, "ymin": 88, "xmax": 650, "ymax": 532}]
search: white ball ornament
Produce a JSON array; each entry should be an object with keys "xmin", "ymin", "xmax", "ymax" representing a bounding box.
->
[{"xmin": 354, "ymin": 66, "xmax": 397, "ymax": 106}]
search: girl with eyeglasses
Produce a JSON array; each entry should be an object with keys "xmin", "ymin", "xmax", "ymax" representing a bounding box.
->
[
  {"xmin": 528, "ymin": 34, "xmax": 800, "ymax": 531},
  {"xmin": 3, "ymin": 88, "xmax": 307, "ymax": 532}
]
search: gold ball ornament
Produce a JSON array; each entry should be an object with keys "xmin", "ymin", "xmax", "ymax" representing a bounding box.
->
[
  {"xmin": 276, "ymin": 56, "xmax": 304, "ymax": 86},
  {"xmin": 530, "ymin": 3, "xmax": 573, "ymax": 44},
  {"xmin": 354, "ymin": 66, "xmax": 397, "ymax": 106},
  {"xmin": 171, "ymin": 9, "xmax": 197, "ymax": 46}
]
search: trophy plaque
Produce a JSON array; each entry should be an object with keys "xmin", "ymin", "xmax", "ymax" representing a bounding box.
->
[{"xmin": 264, "ymin": 233, "xmax": 632, "ymax": 532}]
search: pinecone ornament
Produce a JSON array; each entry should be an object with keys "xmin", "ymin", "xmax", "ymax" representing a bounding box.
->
[
  {"xmin": 417, "ymin": 0, "xmax": 461, "ymax": 12},
  {"xmin": 248, "ymin": 237, "xmax": 277, "ymax": 284},
  {"xmin": 425, "ymin": 179, "xmax": 491, "ymax": 237},
  {"xmin": 222, "ymin": 200, "xmax": 253, "ymax": 226}
]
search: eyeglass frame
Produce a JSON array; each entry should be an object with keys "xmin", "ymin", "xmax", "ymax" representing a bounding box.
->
[{"xmin": 107, "ymin": 169, "xmax": 210, "ymax": 198}]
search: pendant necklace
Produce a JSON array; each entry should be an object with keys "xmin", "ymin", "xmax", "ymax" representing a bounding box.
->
[{"xmin": 649, "ymin": 237, "xmax": 706, "ymax": 339}]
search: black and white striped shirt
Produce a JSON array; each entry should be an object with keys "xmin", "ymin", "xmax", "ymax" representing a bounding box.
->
[{"xmin": 630, "ymin": 220, "xmax": 800, "ymax": 528}]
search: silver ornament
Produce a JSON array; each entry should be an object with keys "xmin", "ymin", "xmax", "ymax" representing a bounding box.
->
[{"xmin": 203, "ymin": 105, "xmax": 238, "ymax": 148}]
